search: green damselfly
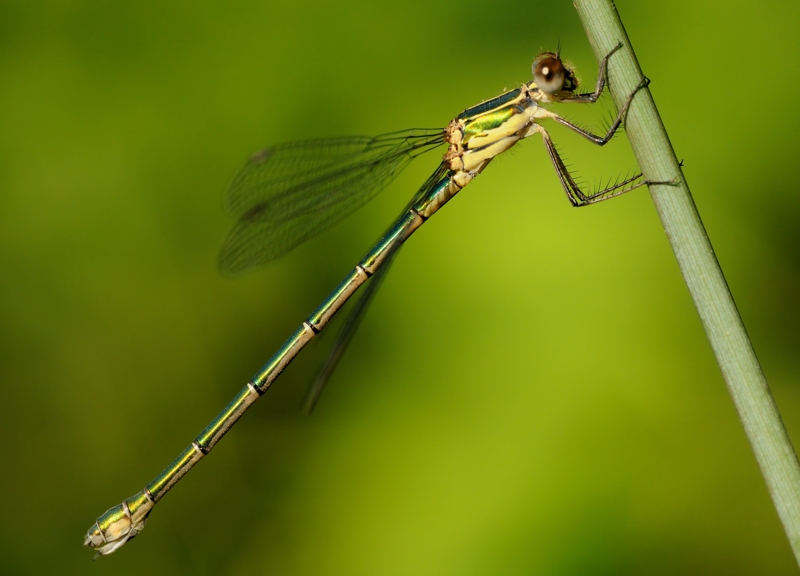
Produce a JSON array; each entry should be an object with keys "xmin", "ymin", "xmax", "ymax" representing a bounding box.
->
[{"xmin": 85, "ymin": 44, "xmax": 656, "ymax": 557}]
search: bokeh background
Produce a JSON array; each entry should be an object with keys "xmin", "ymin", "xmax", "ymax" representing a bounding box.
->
[{"xmin": 2, "ymin": 0, "xmax": 799, "ymax": 574}]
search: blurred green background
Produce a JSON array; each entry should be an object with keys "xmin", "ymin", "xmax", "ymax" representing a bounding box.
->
[{"xmin": 2, "ymin": 0, "xmax": 800, "ymax": 574}]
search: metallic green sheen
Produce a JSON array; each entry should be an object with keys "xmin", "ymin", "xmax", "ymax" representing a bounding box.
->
[
  {"xmin": 457, "ymin": 88, "xmax": 521, "ymax": 119},
  {"xmin": 251, "ymin": 325, "xmax": 310, "ymax": 389},
  {"xmin": 462, "ymin": 107, "xmax": 516, "ymax": 143},
  {"xmin": 307, "ymin": 268, "xmax": 363, "ymax": 327},
  {"xmin": 146, "ymin": 445, "xmax": 197, "ymax": 501},
  {"xmin": 359, "ymin": 210, "xmax": 418, "ymax": 271},
  {"xmin": 126, "ymin": 490, "xmax": 152, "ymax": 515},
  {"xmin": 195, "ymin": 385, "xmax": 255, "ymax": 448},
  {"xmin": 412, "ymin": 174, "xmax": 453, "ymax": 216},
  {"xmin": 96, "ymin": 502, "xmax": 126, "ymax": 531}
]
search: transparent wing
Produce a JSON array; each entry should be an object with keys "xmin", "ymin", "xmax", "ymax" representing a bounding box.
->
[
  {"xmin": 302, "ymin": 163, "xmax": 451, "ymax": 412},
  {"xmin": 301, "ymin": 247, "xmax": 400, "ymax": 414},
  {"xmin": 220, "ymin": 129, "xmax": 445, "ymax": 274}
]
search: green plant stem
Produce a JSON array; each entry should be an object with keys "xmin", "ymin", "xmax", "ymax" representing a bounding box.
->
[{"xmin": 573, "ymin": 0, "xmax": 800, "ymax": 563}]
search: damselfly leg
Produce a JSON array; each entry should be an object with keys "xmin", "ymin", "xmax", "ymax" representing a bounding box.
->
[{"xmin": 533, "ymin": 75, "xmax": 655, "ymax": 205}]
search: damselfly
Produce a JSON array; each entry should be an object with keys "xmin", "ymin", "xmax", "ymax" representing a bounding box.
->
[{"xmin": 85, "ymin": 43, "xmax": 656, "ymax": 557}]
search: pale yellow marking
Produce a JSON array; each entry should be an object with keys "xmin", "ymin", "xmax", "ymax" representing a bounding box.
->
[
  {"xmin": 531, "ymin": 107, "xmax": 561, "ymax": 121},
  {"xmin": 461, "ymin": 136, "xmax": 521, "ymax": 172}
]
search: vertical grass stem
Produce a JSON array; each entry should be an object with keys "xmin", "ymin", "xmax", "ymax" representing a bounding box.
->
[{"xmin": 574, "ymin": 0, "xmax": 800, "ymax": 562}]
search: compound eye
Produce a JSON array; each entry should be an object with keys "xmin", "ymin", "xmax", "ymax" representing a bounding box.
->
[{"xmin": 533, "ymin": 55, "xmax": 566, "ymax": 94}]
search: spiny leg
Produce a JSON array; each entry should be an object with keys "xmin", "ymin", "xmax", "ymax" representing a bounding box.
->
[
  {"xmin": 533, "ymin": 123, "xmax": 649, "ymax": 206},
  {"xmin": 558, "ymin": 42, "xmax": 623, "ymax": 104},
  {"xmin": 529, "ymin": 74, "xmax": 656, "ymax": 205},
  {"xmin": 537, "ymin": 76, "xmax": 651, "ymax": 146}
]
